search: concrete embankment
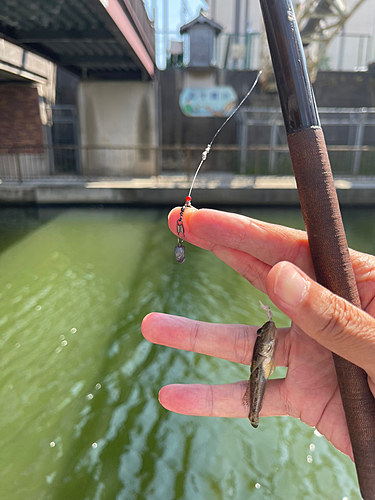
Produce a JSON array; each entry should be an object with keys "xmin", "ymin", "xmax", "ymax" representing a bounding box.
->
[{"xmin": 0, "ymin": 175, "xmax": 375, "ymax": 206}]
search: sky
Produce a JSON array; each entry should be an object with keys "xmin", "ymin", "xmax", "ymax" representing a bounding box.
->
[
  {"xmin": 144, "ymin": 0, "xmax": 207, "ymax": 32},
  {"xmin": 143, "ymin": 0, "xmax": 208, "ymax": 67}
]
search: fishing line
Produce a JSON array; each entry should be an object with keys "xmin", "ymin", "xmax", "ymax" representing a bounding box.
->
[
  {"xmin": 172, "ymin": 71, "xmax": 278, "ymax": 431},
  {"xmin": 174, "ymin": 70, "xmax": 262, "ymax": 264},
  {"xmin": 259, "ymin": 300, "xmax": 273, "ymax": 322}
]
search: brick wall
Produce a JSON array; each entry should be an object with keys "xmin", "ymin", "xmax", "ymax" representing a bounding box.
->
[{"xmin": 0, "ymin": 85, "xmax": 44, "ymax": 153}]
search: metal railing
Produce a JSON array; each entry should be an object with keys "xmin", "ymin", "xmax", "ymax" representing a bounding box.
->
[
  {"xmin": 218, "ymin": 33, "xmax": 261, "ymax": 70},
  {"xmin": 1, "ymin": 143, "xmax": 375, "ymax": 182},
  {"xmin": 325, "ymin": 33, "xmax": 372, "ymax": 71},
  {"xmin": 160, "ymin": 31, "xmax": 373, "ymax": 71},
  {"xmin": 238, "ymin": 107, "xmax": 375, "ymax": 175}
]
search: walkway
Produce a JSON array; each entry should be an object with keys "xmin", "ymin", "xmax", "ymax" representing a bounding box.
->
[{"xmin": 0, "ymin": 174, "xmax": 374, "ymax": 205}]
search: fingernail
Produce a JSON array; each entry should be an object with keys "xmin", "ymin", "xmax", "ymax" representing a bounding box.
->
[{"xmin": 274, "ymin": 263, "xmax": 308, "ymax": 306}]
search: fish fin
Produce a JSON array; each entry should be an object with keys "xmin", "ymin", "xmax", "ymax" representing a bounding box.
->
[
  {"xmin": 270, "ymin": 356, "xmax": 277, "ymax": 377},
  {"xmin": 243, "ymin": 381, "xmax": 251, "ymax": 409},
  {"xmin": 263, "ymin": 357, "xmax": 275, "ymax": 378},
  {"xmin": 259, "ymin": 342, "xmax": 273, "ymax": 357},
  {"xmin": 251, "ymin": 355, "xmax": 266, "ymax": 374}
]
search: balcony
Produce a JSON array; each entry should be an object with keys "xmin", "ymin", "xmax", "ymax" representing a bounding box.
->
[
  {"xmin": 0, "ymin": 0, "xmax": 155, "ymax": 80},
  {"xmin": 122, "ymin": 0, "xmax": 155, "ymax": 63}
]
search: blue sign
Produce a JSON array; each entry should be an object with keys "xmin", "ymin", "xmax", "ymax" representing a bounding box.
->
[{"xmin": 179, "ymin": 86, "xmax": 238, "ymax": 117}]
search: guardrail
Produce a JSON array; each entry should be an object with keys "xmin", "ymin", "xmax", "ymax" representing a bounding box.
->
[{"xmin": 0, "ymin": 144, "xmax": 374, "ymax": 182}]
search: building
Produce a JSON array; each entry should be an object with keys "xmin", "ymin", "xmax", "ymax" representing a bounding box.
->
[
  {"xmin": 204, "ymin": 0, "xmax": 374, "ymax": 71},
  {"xmin": 0, "ymin": 0, "xmax": 157, "ymax": 180}
]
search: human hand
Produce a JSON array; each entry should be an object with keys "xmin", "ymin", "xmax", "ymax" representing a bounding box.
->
[{"xmin": 141, "ymin": 207, "xmax": 375, "ymax": 460}]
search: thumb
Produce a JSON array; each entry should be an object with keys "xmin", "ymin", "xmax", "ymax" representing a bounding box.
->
[{"xmin": 266, "ymin": 261, "xmax": 375, "ymax": 381}]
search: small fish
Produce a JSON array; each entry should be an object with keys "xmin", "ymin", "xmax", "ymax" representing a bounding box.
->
[{"xmin": 243, "ymin": 313, "xmax": 277, "ymax": 428}]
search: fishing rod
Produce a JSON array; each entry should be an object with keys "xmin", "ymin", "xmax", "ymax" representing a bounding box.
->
[{"xmin": 258, "ymin": 0, "xmax": 375, "ymax": 497}]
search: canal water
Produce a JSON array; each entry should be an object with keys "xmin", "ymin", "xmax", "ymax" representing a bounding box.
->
[{"xmin": 1, "ymin": 205, "xmax": 373, "ymax": 500}]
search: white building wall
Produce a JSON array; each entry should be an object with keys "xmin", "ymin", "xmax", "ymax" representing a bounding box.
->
[
  {"xmin": 346, "ymin": 0, "xmax": 375, "ymax": 34},
  {"xmin": 208, "ymin": 0, "xmax": 374, "ymax": 35},
  {"xmin": 206, "ymin": 0, "xmax": 375, "ymax": 69},
  {"xmin": 78, "ymin": 81, "xmax": 157, "ymax": 177},
  {"xmin": 206, "ymin": 0, "xmax": 264, "ymax": 34}
]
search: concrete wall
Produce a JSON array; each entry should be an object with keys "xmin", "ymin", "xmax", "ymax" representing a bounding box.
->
[
  {"xmin": 78, "ymin": 81, "xmax": 157, "ymax": 177},
  {"xmin": 0, "ymin": 38, "xmax": 57, "ymax": 180},
  {"xmin": 160, "ymin": 67, "xmax": 375, "ymax": 150},
  {"xmin": 0, "ymin": 38, "xmax": 56, "ymax": 102}
]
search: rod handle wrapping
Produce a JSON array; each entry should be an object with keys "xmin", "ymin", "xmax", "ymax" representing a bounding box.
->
[{"xmin": 288, "ymin": 127, "xmax": 375, "ymax": 499}]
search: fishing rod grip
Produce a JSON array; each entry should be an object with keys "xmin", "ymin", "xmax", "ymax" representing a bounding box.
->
[
  {"xmin": 258, "ymin": 0, "xmax": 375, "ymax": 497},
  {"xmin": 288, "ymin": 128, "xmax": 375, "ymax": 500}
]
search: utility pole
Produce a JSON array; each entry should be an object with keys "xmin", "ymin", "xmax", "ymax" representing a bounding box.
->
[{"xmin": 164, "ymin": 0, "xmax": 168, "ymax": 68}]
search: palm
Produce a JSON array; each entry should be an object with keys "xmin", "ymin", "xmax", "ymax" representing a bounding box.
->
[
  {"xmin": 281, "ymin": 257, "xmax": 375, "ymax": 457},
  {"xmin": 281, "ymin": 322, "xmax": 349, "ymax": 454},
  {"xmin": 142, "ymin": 208, "xmax": 375, "ymax": 460}
]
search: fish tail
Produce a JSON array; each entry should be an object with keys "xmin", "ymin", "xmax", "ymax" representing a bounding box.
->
[
  {"xmin": 249, "ymin": 371, "xmax": 266, "ymax": 429},
  {"xmin": 249, "ymin": 417, "xmax": 259, "ymax": 428}
]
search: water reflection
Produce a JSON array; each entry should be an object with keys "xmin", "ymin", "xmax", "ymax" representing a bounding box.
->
[{"xmin": 0, "ymin": 207, "xmax": 365, "ymax": 500}]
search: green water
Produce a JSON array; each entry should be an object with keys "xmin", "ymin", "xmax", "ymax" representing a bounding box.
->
[{"xmin": 1, "ymin": 205, "xmax": 373, "ymax": 500}]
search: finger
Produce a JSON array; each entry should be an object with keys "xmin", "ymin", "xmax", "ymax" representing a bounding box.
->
[
  {"xmin": 169, "ymin": 208, "xmax": 375, "ymax": 304},
  {"xmin": 168, "ymin": 207, "xmax": 314, "ymax": 276},
  {"xmin": 207, "ymin": 245, "xmax": 271, "ymax": 292},
  {"xmin": 267, "ymin": 261, "xmax": 375, "ymax": 382},
  {"xmin": 158, "ymin": 380, "xmax": 287, "ymax": 418},
  {"xmin": 142, "ymin": 312, "xmax": 290, "ymax": 367},
  {"xmin": 169, "ymin": 207, "xmax": 280, "ymax": 291},
  {"xmin": 348, "ymin": 249, "xmax": 375, "ymax": 311},
  {"xmin": 159, "ymin": 381, "xmax": 353, "ymax": 458}
]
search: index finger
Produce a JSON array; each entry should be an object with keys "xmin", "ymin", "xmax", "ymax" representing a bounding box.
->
[{"xmin": 169, "ymin": 207, "xmax": 314, "ymax": 276}]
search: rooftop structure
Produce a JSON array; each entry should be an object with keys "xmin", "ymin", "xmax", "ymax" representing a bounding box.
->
[{"xmin": 180, "ymin": 12, "xmax": 223, "ymax": 68}]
